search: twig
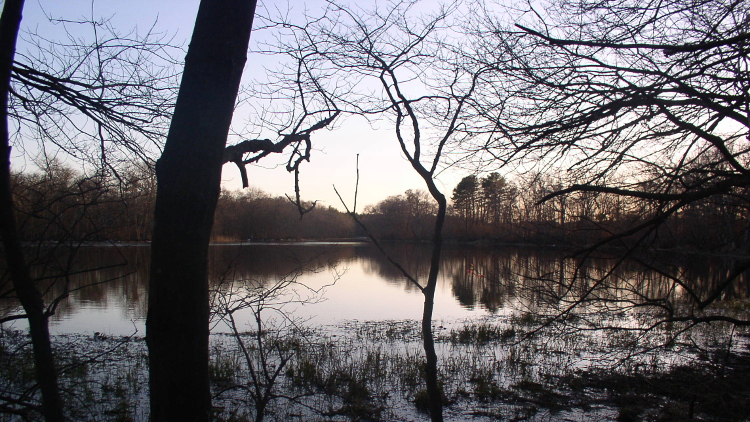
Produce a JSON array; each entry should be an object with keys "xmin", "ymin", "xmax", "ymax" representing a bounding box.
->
[{"xmin": 333, "ymin": 184, "xmax": 423, "ymax": 291}]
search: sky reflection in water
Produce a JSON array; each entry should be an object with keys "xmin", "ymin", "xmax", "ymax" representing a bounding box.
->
[
  {"xmin": 2, "ymin": 242, "xmax": 741, "ymax": 336},
  {"xmin": 14, "ymin": 243, "xmax": 493, "ymax": 335}
]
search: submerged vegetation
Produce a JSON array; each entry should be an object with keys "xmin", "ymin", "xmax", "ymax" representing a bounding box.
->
[
  {"xmin": 3, "ymin": 242, "xmax": 749, "ymax": 420},
  {"xmin": 1, "ymin": 314, "xmax": 747, "ymax": 421}
]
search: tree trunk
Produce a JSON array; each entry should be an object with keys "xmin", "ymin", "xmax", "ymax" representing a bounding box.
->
[
  {"xmin": 422, "ymin": 283, "xmax": 442, "ymax": 422},
  {"xmin": 145, "ymin": 1, "xmax": 256, "ymax": 421},
  {"xmin": 0, "ymin": 2, "xmax": 65, "ymax": 421},
  {"xmin": 422, "ymin": 191, "xmax": 446, "ymax": 422}
]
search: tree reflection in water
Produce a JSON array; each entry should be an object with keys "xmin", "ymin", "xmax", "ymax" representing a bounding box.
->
[
  {"xmin": 2, "ymin": 242, "xmax": 745, "ymax": 338},
  {"xmin": 1, "ymin": 242, "xmax": 747, "ymax": 420}
]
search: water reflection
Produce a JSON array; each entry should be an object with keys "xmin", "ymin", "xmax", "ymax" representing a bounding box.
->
[{"xmin": 1, "ymin": 242, "xmax": 747, "ymax": 334}]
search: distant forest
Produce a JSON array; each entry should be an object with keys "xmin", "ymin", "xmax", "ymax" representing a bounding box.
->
[{"xmin": 12, "ymin": 162, "xmax": 749, "ymax": 252}]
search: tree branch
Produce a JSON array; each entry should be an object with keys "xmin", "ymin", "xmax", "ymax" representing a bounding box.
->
[
  {"xmin": 514, "ymin": 24, "xmax": 750, "ymax": 55},
  {"xmin": 223, "ymin": 112, "xmax": 338, "ymax": 188}
]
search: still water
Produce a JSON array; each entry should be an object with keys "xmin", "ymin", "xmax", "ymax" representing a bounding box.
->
[
  {"xmin": 3, "ymin": 242, "xmax": 748, "ymax": 421},
  {"xmin": 2, "ymin": 241, "xmax": 746, "ymax": 335}
]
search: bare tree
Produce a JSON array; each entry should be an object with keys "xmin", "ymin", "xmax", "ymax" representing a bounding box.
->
[
  {"xmin": 262, "ymin": 1, "xmax": 486, "ymax": 419},
  {"xmin": 10, "ymin": 12, "xmax": 179, "ymax": 177},
  {"xmin": 466, "ymin": 0, "xmax": 750, "ymax": 327},
  {"xmin": 211, "ymin": 260, "xmax": 333, "ymax": 422},
  {"xmin": 0, "ymin": 2, "xmax": 65, "ymax": 419},
  {"xmin": 0, "ymin": 3, "xmax": 183, "ymax": 419},
  {"xmin": 147, "ymin": 0, "xmax": 345, "ymax": 417}
]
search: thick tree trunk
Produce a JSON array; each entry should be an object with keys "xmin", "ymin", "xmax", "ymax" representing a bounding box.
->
[
  {"xmin": 145, "ymin": 1, "xmax": 256, "ymax": 421},
  {"xmin": 0, "ymin": 1, "xmax": 65, "ymax": 421}
]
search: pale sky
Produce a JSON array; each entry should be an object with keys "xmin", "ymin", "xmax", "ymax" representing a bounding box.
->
[{"xmin": 17, "ymin": 0, "xmax": 472, "ymax": 210}]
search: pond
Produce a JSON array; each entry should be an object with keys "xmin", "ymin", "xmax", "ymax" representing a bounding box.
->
[
  {"xmin": 2, "ymin": 241, "xmax": 748, "ymax": 335},
  {"xmin": 0, "ymin": 242, "xmax": 559, "ymax": 334},
  {"xmin": 1, "ymin": 242, "xmax": 749, "ymax": 421},
  {"xmin": 2, "ymin": 242, "xmax": 473, "ymax": 334}
]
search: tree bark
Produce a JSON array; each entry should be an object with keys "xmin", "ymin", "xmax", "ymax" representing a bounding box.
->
[
  {"xmin": 0, "ymin": 1, "xmax": 65, "ymax": 421},
  {"xmin": 145, "ymin": 1, "xmax": 256, "ymax": 421}
]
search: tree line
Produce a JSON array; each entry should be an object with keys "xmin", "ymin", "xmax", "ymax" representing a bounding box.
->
[
  {"xmin": 359, "ymin": 171, "xmax": 750, "ymax": 254},
  {"xmin": 10, "ymin": 162, "xmax": 354, "ymax": 242},
  {"xmin": 445, "ymin": 172, "xmax": 750, "ymax": 252},
  {"xmin": 11, "ymin": 163, "xmax": 750, "ymax": 254}
]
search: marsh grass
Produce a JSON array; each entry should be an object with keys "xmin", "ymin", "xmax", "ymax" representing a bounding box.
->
[
  {"xmin": 468, "ymin": 367, "xmax": 503, "ymax": 401},
  {"xmin": 1, "ymin": 319, "xmax": 748, "ymax": 421},
  {"xmin": 447, "ymin": 322, "xmax": 509, "ymax": 344},
  {"xmin": 0, "ymin": 332, "xmax": 151, "ymax": 422},
  {"xmin": 283, "ymin": 339, "xmax": 392, "ymax": 419},
  {"xmin": 209, "ymin": 346, "xmax": 242, "ymax": 384}
]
